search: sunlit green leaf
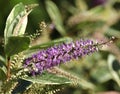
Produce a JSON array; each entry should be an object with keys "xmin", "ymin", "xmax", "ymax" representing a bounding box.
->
[
  {"xmin": 23, "ymin": 72, "xmax": 71, "ymax": 85},
  {"xmin": 23, "ymin": 37, "xmax": 72, "ymax": 57},
  {"xmin": 4, "ymin": 3, "xmax": 29, "ymax": 44},
  {"xmin": 75, "ymin": 0, "xmax": 88, "ymax": 11},
  {"xmin": 45, "ymin": 0, "xmax": 66, "ymax": 36},
  {"xmin": 105, "ymin": 28, "xmax": 120, "ymax": 38},
  {"xmin": 49, "ymin": 67, "xmax": 95, "ymax": 89},
  {"xmin": 5, "ymin": 36, "xmax": 30, "ymax": 56},
  {"xmin": 29, "ymin": 37, "xmax": 72, "ymax": 50},
  {"xmin": 76, "ymin": 20, "xmax": 105, "ymax": 30},
  {"xmin": 89, "ymin": 6, "xmax": 104, "ymax": 14}
]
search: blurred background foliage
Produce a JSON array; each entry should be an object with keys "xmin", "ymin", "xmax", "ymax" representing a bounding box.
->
[{"xmin": 0, "ymin": 0, "xmax": 120, "ymax": 94}]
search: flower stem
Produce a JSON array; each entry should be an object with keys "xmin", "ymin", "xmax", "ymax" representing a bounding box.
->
[
  {"xmin": 7, "ymin": 57, "xmax": 11, "ymax": 81},
  {"xmin": 95, "ymin": 36, "xmax": 116, "ymax": 47}
]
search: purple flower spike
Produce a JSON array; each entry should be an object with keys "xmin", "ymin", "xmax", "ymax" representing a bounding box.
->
[{"xmin": 24, "ymin": 39, "xmax": 98, "ymax": 75}]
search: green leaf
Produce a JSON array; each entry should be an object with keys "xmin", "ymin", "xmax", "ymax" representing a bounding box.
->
[
  {"xmin": 75, "ymin": 0, "xmax": 88, "ymax": 11},
  {"xmin": 12, "ymin": 79, "xmax": 31, "ymax": 94},
  {"xmin": 23, "ymin": 37, "xmax": 72, "ymax": 57},
  {"xmin": 4, "ymin": 3, "xmax": 28, "ymax": 44},
  {"xmin": 29, "ymin": 37, "xmax": 72, "ymax": 50},
  {"xmin": 105, "ymin": 28, "xmax": 120, "ymax": 38},
  {"xmin": 5, "ymin": 36, "xmax": 30, "ymax": 56},
  {"xmin": 76, "ymin": 20, "xmax": 105, "ymax": 30},
  {"xmin": 108, "ymin": 55, "xmax": 120, "ymax": 86},
  {"xmin": 48, "ymin": 67, "xmax": 95, "ymax": 89},
  {"xmin": 0, "ymin": 55, "xmax": 6, "ymax": 66},
  {"xmin": 0, "ymin": 68, "xmax": 7, "ymax": 81},
  {"xmin": 45, "ymin": 0, "xmax": 66, "ymax": 36},
  {"xmin": 0, "ymin": 56, "xmax": 7, "ymax": 77},
  {"xmin": 23, "ymin": 72, "xmax": 71, "ymax": 85},
  {"xmin": 91, "ymin": 64, "xmax": 112, "ymax": 83},
  {"xmin": 89, "ymin": 6, "xmax": 104, "ymax": 14}
]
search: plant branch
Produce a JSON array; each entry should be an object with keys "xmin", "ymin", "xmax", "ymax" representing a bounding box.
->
[{"xmin": 7, "ymin": 57, "xmax": 11, "ymax": 81}]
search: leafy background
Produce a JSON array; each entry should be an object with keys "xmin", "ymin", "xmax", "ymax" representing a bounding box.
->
[{"xmin": 0, "ymin": 0, "xmax": 120, "ymax": 94}]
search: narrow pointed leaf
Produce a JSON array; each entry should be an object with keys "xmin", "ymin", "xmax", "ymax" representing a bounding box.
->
[
  {"xmin": 29, "ymin": 37, "xmax": 72, "ymax": 50},
  {"xmin": 23, "ymin": 37, "xmax": 72, "ymax": 57},
  {"xmin": 105, "ymin": 28, "xmax": 120, "ymax": 38},
  {"xmin": 4, "ymin": 3, "xmax": 28, "ymax": 44},
  {"xmin": 75, "ymin": 20, "xmax": 105, "ymax": 30},
  {"xmin": 48, "ymin": 67, "xmax": 95, "ymax": 89},
  {"xmin": 23, "ymin": 72, "xmax": 71, "ymax": 85},
  {"xmin": 46, "ymin": 0, "xmax": 66, "ymax": 36},
  {"xmin": 0, "ymin": 55, "xmax": 6, "ymax": 66},
  {"xmin": 12, "ymin": 79, "xmax": 31, "ymax": 94},
  {"xmin": 0, "ymin": 68, "xmax": 7, "ymax": 81}
]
